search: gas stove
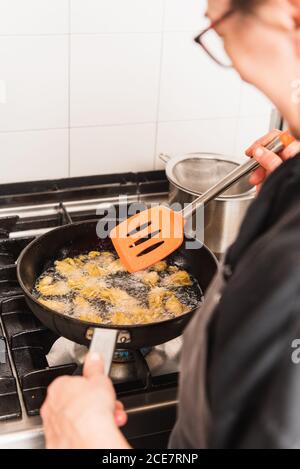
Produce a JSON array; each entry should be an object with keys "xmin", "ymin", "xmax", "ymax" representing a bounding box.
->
[{"xmin": 0, "ymin": 171, "xmax": 180, "ymax": 449}]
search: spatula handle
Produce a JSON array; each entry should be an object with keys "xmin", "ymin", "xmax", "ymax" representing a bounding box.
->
[{"xmin": 182, "ymin": 131, "xmax": 295, "ymax": 220}]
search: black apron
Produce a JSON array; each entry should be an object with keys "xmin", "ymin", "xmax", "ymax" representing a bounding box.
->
[
  {"xmin": 170, "ymin": 154, "xmax": 300, "ymax": 449},
  {"xmin": 169, "ymin": 263, "xmax": 226, "ymax": 448}
]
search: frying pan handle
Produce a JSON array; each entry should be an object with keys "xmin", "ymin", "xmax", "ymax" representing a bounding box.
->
[{"xmin": 89, "ymin": 328, "xmax": 118, "ymax": 376}]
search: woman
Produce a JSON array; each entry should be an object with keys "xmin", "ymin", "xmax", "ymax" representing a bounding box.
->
[{"xmin": 41, "ymin": 0, "xmax": 300, "ymax": 449}]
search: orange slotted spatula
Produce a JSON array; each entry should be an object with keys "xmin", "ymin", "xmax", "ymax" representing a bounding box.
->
[{"xmin": 110, "ymin": 131, "xmax": 295, "ymax": 272}]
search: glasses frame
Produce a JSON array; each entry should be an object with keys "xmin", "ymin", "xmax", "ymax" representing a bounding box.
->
[{"xmin": 194, "ymin": 10, "xmax": 235, "ymax": 68}]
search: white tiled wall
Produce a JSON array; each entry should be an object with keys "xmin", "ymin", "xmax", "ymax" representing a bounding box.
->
[
  {"xmin": 0, "ymin": 36, "xmax": 68, "ymax": 132},
  {"xmin": 0, "ymin": 129, "xmax": 69, "ymax": 182},
  {"xmin": 0, "ymin": 0, "xmax": 69, "ymax": 35},
  {"xmin": 70, "ymin": 0, "xmax": 164, "ymax": 33},
  {"xmin": 0, "ymin": 0, "xmax": 273, "ymax": 183},
  {"xmin": 70, "ymin": 124, "xmax": 156, "ymax": 176},
  {"xmin": 156, "ymin": 119, "xmax": 238, "ymax": 163},
  {"xmin": 70, "ymin": 34, "xmax": 161, "ymax": 127}
]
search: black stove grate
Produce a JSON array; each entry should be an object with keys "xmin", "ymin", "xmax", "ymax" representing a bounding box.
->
[
  {"xmin": 0, "ymin": 217, "xmax": 20, "ymax": 239},
  {"xmin": 0, "ymin": 237, "xmax": 35, "ymax": 268},
  {"xmin": 0, "ymin": 294, "xmax": 78, "ymax": 416},
  {"xmin": 0, "ymin": 171, "xmax": 168, "ymax": 209},
  {"xmin": 0, "ymin": 328, "xmax": 21, "ymax": 421}
]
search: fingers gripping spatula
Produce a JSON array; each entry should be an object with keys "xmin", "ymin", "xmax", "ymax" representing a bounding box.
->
[{"xmin": 110, "ymin": 131, "xmax": 295, "ymax": 273}]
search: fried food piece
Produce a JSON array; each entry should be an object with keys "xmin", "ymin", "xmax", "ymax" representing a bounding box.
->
[
  {"xmin": 101, "ymin": 251, "xmax": 115, "ymax": 258},
  {"xmin": 83, "ymin": 262, "xmax": 106, "ymax": 277},
  {"xmin": 110, "ymin": 288, "xmax": 132, "ymax": 304},
  {"xmin": 80, "ymin": 285, "xmax": 107, "ymax": 300},
  {"xmin": 95, "ymin": 287, "xmax": 123, "ymax": 302},
  {"xmin": 111, "ymin": 307, "xmax": 159, "ymax": 325},
  {"xmin": 107, "ymin": 259, "xmax": 126, "ymax": 274},
  {"xmin": 152, "ymin": 261, "xmax": 167, "ymax": 272},
  {"xmin": 100, "ymin": 288, "xmax": 138, "ymax": 308},
  {"xmin": 34, "ymin": 250, "xmax": 195, "ymax": 327},
  {"xmin": 79, "ymin": 285, "xmax": 138, "ymax": 310},
  {"xmin": 55, "ymin": 258, "xmax": 84, "ymax": 278},
  {"xmin": 73, "ymin": 296, "xmax": 102, "ymax": 324},
  {"xmin": 138, "ymin": 307, "xmax": 161, "ymax": 323},
  {"xmin": 38, "ymin": 276, "xmax": 53, "ymax": 287},
  {"xmin": 148, "ymin": 287, "xmax": 169, "ymax": 310},
  {"xmin": 148, "ymin": 288, "xmax": 186, "ymax": 317},
  {"xmin": 163, "ymin": 270, "xmax": 192, "ymax": 287},
  {"xmin": 165, "ymin": 294, "xmax": 185, "ymax": 316},
  {"xmin": 93, "ymin": 251, "xmax": 115, "ymax": 268},
  {"xmin": 73, "ymin": 295, "xmax": 89, "ymax": 310},
  {"xmin": 38, "ymin": 298, "xmax": 70, "ymax": 314},
  {"xmin": 111, "ymin": 311, "xmax": 127, "ymax": 325},
  {"xmin": 88, "ymin": 251, "xmax": 112, "ymax": 259},
  {"xmin": 88, "ymin": 251, "xmax": 101, "ymax": 258},
  {"xmin": 78, "ymin": 255, "xmax": 88, "ymax": 262},
  {"xmin": 67, "ymin": 276, "xmax": 87, "ymax": 291},
  {"xmin": 135, "ymin": 271, "xmax": 159, "ymax": 287},
  {"xmin": 79, "ymin": 313, "xmax": 102, "ymax": 324},
  {"xmin": 37, "ymin": 280, "xmax": 70, "ymax": 296},
  {"xmin": 133, "ymin": 306, "xmax": 162, "ymax": 323},
  {"xmin": 144, "ymin": 271, "xmax": 159, "ymax": 287},
  {"xmin": 67, "ymin": 276, "xmax": 106, "ymax": 291}
]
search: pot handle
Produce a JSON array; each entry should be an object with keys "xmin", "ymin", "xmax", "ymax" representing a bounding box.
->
[
  {"xmin": 159, "ymin": 153, "xmax": 172, "ymax": 164},
  {"xmin": 89, "ymin": 328, "xmax": 118, "ymax": 375}
]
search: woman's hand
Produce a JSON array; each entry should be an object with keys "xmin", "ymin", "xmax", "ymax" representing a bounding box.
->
[
  {"xmin": 246, "ymin": 129, "xmax": 300, "ymax": 192},
  {"xmin": 41, "ymin": 352, "xmax": 131, "ymax": 449}
]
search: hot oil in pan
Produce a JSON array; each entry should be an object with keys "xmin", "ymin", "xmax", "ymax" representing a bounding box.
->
[{"xmin": 32, "ymin": 251, "xmax": 203, "ymax": 326}]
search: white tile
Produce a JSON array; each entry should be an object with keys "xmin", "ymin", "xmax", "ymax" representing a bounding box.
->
[
  {"xmin": 240, "ymin": 82, "xmax": 273, "ymax": 117},
  {"xmin": 0, "ymin": 79, "xmax": 6, "ymax": 104},
  {"xmin": 155, "ymin": 118, "xmax": 237, "ymax": 169},
  {"xmin": 71, "ymin": 0, "xmax": 164, "ymax": 33},
  {"xmin": 234, "ymin": 115, "xmax": 272, "ymax": 162},
  {"xmin": 159, "ymin": 32, "xmax": 242, "ymax": 122},
  {"xmin": 0, "ymin": 129, "xmax": 68, "ymax": 183},
  {"xmin": 0, "ymin": 36, "xmax": 68, "ymax": 131},
  {"xmin": 70, "ymin": 124, "xmax": 156, "ymax": 176},
  {"xmin": 0, "ymin": 0, "xmax": 68, "ymax": 35},
  {"xmin": 70, "ymin": 34, "xmax": 161, "ymax": 127},
  {"xmin": 164, "ymin": 0, "xmax": 207, "ymax": 32}
]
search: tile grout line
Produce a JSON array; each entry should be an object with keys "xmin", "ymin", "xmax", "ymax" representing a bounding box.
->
[
  {"xmin": 0, "ymin": 114, "xmax": 272, "ymax": 135},
  {"xmin": 153, "ymin": 0, "xmax": 167, "ymax": 171},
  {"xmin": 68, "ymin": 0, "xmax": 71, "ymax": 177},
  {"xmin": 234, "ymin": 81, "xmax": 244, "ymax": 159},
  {"xmin": 0, "ymin": 30, "xmax": 199, "ymax": 38}
]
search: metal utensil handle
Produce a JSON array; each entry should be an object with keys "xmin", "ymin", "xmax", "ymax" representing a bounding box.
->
[
  {"xmin": 89, "ymin": 328, "xmax": 118, "ymax": 376},
  {"xmin": 182, "ymin": 136, "xmax": 285, "ymax": 220},
  {"xmin": 159, "ymin": 153, "xmax": 172, "ymax": 164}
]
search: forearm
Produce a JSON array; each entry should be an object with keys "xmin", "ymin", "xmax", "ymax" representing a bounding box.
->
[
  {"xmin": 74, "ymin": 414, "xmax": 132, "ymax": 449},
  {"xmin": 89, "ymin": 424, "xmax": 131, "ymax": 450}
]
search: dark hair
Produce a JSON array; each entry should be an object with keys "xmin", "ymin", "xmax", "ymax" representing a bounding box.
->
[{"xmin": 232, "ymin": 0, "xmax": 264, "ymax": 12}]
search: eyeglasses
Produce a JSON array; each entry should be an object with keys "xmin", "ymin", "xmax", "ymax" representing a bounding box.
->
[{"xmin": 194, "ymin": 10, "xmax": 235, "ymax": 68}]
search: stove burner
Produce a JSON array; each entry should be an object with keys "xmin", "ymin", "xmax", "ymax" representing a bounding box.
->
[{"xmin": 113, "ymin": 347, "xmax": 152, "ymax": 363}]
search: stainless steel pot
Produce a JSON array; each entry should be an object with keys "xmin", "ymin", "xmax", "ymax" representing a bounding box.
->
[{"xmin": 160, "ymin": 152, "xmax": 256, "ymax": 257}]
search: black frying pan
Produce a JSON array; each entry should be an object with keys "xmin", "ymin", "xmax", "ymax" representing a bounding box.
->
[{"xmin": 17, "ymin": 220, "xmax": 218, "ymax": 353}]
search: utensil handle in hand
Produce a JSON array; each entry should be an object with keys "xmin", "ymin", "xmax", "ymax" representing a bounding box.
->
[
  {"xmin": 89, "ymin": 328, "xmax": 117, "ymax": 376},
  {"xmin": 182, "ymin": 131, "xmax": 295, "ymax": 220}
]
